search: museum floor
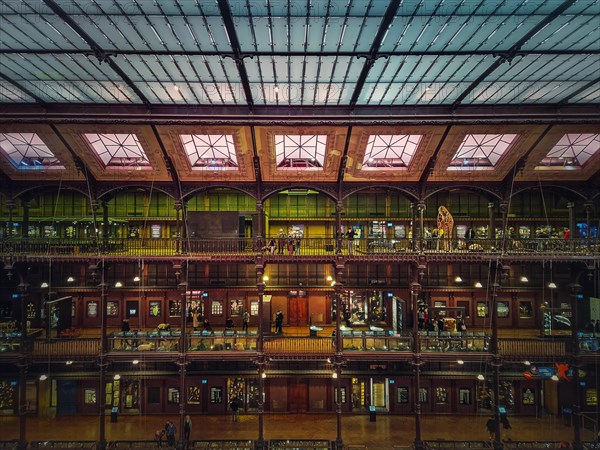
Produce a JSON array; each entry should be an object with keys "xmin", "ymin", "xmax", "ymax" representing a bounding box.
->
[{"xmin": 1, "ymin": 413, "xmax": 594, "ymax": 447}]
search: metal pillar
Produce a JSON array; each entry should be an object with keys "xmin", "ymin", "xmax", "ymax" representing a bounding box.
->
[
  {"xmin": 256, "ymin": 268, "xmax": 266, "ymax": 450},
  {"xmin": 570, "ymin": 283, "xmax": 583, "ymax": 450},
  {"xmin": 98, "ymin": 276, "xmax": 108, "ymax": 450},
  {"xmin": 490, "ymin": 276, "xmax": 503, "ymax": 450},
  {"xmin": 175, "ymin": 200, "xmax": 182, "ymax": 254},
  {"xmin": 334, "ymin": 266, "xmax": 344, "ymax": 449},
  {"xmin": 178, "ymin": 276, "xmax": 188, "ymax": 446},
  {"xmin": 17, "ymin": 281, "xmax": 29, "ymax": 450},
  {"xmin": 336, "ymin": 201, "xmax": 343, "ymax": 255},
  {"xmin": 417, "ymin": 201, "xmax": 425, "ymax": 253},
  {"xmin": 411, "ymin": 279, "xmax": 424, "ymax": 450}
]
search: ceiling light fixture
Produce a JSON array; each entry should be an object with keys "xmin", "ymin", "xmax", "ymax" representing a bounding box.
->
[
  {"xmin": 114, "ymin": 374, "xmax": 121, "ymax": 380},
  {"xmin": 548, "ymin": 282, "xmax": 557, "ymax": 289},
  {"xmin": 39, "ymin": 374, "xmax": 48, "ymax": 381},
  {"xmin": 457, "ymin": 359, "xmax": 464, "ymax": 365},
  {"xmin": 132, "ymin": 360, "xmax": 139, "ymax": 365},
  {"xmin": 41, "ymin": 282, "xmax": 49, "ymax": 288},
  {"xmin": 454, "ymin": 276, "xmax": 463, "ymax": 283},
  {"xmin": 474, "ymin": 282, "xmax": 483, "ymax": 288},
  {"xmin": 67, "ymin": 276, "xmax": 74, "ymax": 283},
  {"xmin": 520, "ymin": 276, "xmax": 529, "ymax": 283},
  {"xmin": 476, "ymin": 374, "xmax": 485, "ymax": 381},
  {"xmin": 115, "ymin": 281, "xmax": 123, "ymax": 288},
  {"xmin": 133, "ymin": 276, "xmax": 140, "ymax": 282}
]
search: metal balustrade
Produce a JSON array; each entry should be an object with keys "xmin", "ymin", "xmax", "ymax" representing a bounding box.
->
[
  {"xmin": 419, "ymin": 332, "xmax": 488, "ymax": 353},
  {"xmin": 342, "ymin": 332, "xmax": 412, "ymax": 352},
  {"xmin": 497, "ymin": 338, "xmax": 567, "ymax": 358},
  {"xmin": 1, "ymin": 237, "xmax": 597, "ymax": 258},
  {"xmin": 32, "ymin": 338, "xmax": 101, "ymax": 360},
  {"xmin": 263, "ymin": 336, "xmax": 336, "ymax": 356},
  {"xmin": 5, "ymin": 334, "xmax": 577, "ymax": 360}
]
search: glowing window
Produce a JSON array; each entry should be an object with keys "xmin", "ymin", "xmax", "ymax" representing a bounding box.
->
[
  {"xmin": 84, "ymin": 133, "xmax": 150, "ymax": 170},
  {"xmin": 362, "ymin": 135, "xmax": 421, "ymax": 169},
  {"xmin": 536, "ymin": 133, "xmax": 600, "ymax": 169},
  {"xmin": 275, "ymin": 135, "xmax": 326, "ymax": 170},
  {"xmin": 448, "ymin": 134, "xmax": 518, "ymax": 170},
  {"xmin": 180, "ymin": 134, "xmax": 238, "ymax": 170},
  {"xmin": 0, "ymin": 133, "xmax": 64, "ymax": 170}
]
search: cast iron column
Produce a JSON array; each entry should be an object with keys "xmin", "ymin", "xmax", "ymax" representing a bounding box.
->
[
  {"xmin": 6, "ymin": 199, "xmax": 15, "ymax": 237},
  {"xmin": 98, "ymin": 272, "xmax": 108, "ymax": 450},
  {"xmin": 410, "ymin": 278, "xmax": 424, "ymax": 450},
  {"xmin": 417, "ymin": 201, "xmax": 425, "ymax": 253},
  {"xmin": 21, "ymin": 199, "xmax": 30, "ymax": 240},
  {"xmin": 256, "ymin": 266, "xmax": 266, "ymax": 449},
  {"xmin": 178, "ymin": 274, "xmax": 188, "ymax": 447},
  {"xmin": 174, "ymin": 200, "xmax": 182, "ymax": 254},
  {"xmin": 490, "ymin": 278, "xmax": 503, "ymax": 450},
  {"xmin": 569, "ymin": 283, "xmax": 583, "ymax": 450},
  {"xmin": 334, "ymin": 264, "xmax": 344, "ymax": 449},
  {"xmin": 336, "ymin": 201, "xmax": 343, "ymax": 255},
  {"xmin": 488, "ymin": 202, "xmax": 495, "ymax": 243},
  {"xmin": 17, "ymin": 281, "xmax": 29, "ymax": 450}
]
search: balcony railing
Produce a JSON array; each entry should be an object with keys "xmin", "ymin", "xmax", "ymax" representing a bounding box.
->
[
  {"xmin": 498, "ymin": 338, "xmax": 567, "ymax": 358},
  {"xmin": 1, "ymin": 237, "xmax": 597, "ymax": 258},
  {"xmin": 419, "ymin": 331, "xmax": 488, "ymax": 353},
  {"xmin": 32, "ymin": 338, "xmax": 101, "ymax": 360},
  {"xmin": 342, "ymin": 331, "xmax": 412, "ymax": 352},
  {"xmin": 263, "ymin": 336, "xmax": 336, "ymax": 356},
  {"xmin": 6, "ymin": 332, "xmax": 578, "ymax": 360}
]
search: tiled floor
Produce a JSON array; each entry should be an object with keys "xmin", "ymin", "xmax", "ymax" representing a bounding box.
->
[{"xmin": 1, "ymin": 413, "xmax": 594, "ymax": 446}]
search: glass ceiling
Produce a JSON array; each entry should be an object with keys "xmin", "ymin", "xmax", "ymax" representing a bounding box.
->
[
  {"xmin": 0, "ymin": 133, "xmax": 64, "ymax": 170},
  {"xmin": 275, "ymin": 135, "xmax": 327, "ymax": 170},
  {"xmin": 84, "ymin": 134, "xmax": 150, "ymax": 170},
  {"xmin": 0, "ymin": 0, "xmax": 597, "ymax": 107},
  {"xmin": 180, "ymin": 134, "xmax": 239, "ymax": 170},
  {"xmin": 449, "ymin": 134, "xmax": 518, "ymax": 170},
  {"xmin": 361, "ymin": 135, "xmax": 422, "ymax": 169},
  {"xmin": 536, "ymin": 133, "xmax": 600, "ymax": 169}
]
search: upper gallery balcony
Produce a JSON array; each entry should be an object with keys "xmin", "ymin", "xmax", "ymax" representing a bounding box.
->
[
  {"xmin": 1, "ymin": 329, "xmax": 587, "ymax": 364},
  {"xmin": 1, "ymin": 237, "xmax": 598, "ymax": 261}
]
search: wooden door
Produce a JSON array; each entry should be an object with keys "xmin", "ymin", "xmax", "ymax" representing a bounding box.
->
[
  {"xmin": 288, "ymin": 378, "xmax": 308, "ymax": 412},
  {"xmin": 288, "ymin": 297, "xmax": 308, "ymax": 326}
]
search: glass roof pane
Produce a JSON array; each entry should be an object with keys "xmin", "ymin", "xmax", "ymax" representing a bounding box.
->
[
  {"xmin": 275, "ymin": 135, "xmax": 327, "ymax": 170},
  {"xmin": 0, "ymin": 133, "xmax": 65, "ymax": 170},
  {"xmin": 84, "ymin": 133, "xmax": 151, "ymax": 170},
  {"xmin": 361, "ymin": 135, "xmax": 422, "ymax": 170},
  {"xmin": 536, "ymin": 134, "xmax": 600, "ymax": 170},
  {"xmin": 448, "ymin": 134, "xmax": 518, "ymax": 170},
  {"xmin": 179, "ymin": 134, "xmax": 239, "ymax": 171}
]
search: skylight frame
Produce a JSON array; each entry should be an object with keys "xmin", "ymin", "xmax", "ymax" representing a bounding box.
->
[
  {"xmin": 361, "ymin": 134, "xmax": 422, "ymax": 170},
  {"xmin": 0, "ymin": 132, "xmax": 65, "ymax": 170},
  {"xmin": 535, "ymin": 133, "xmax": 600, "ymax": 170},
  {"xmin": 274, "ymin": 135, "xmax": 327, "ymax": 170},
  {"xmin": 448, "ymin": 133, "xmax": 519, "ymax": 171},
  {"xmin": 84, "ymin": 133, "xmax": 151, "ymax": 171},
  {"xmin": 179, "ymin": 134, "xmax": 239, "ymax": 171}
]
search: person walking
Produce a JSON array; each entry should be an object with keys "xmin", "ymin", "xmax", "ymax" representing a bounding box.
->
[
  {"xmin": 242, "ymin": 311, "xmax": 249, "ymax": 332},
  {"xmin": 275, "ymin": 310, "xmax": 284, "ymax": 334},
  {"xmin": 183, "ymin": 415, "xmax": 192, "ymax": 442},
  {"xmin": 165, "ymin": 420, "xmax": 176, "ymax": 448},
  {"xmin": 230, "ymin": 396, "xmax": 240, "ymax": 422}
]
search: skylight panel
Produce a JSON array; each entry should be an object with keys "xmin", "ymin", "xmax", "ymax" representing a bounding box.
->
[
  {"xmin": 179, "ymin": 134, "xmax": 239, "ymax": 171},
  {"xmin": 448, "ymin": 134, "xmax": 518, "ymax": 170},
  {"xmin": 84, "ymin": 133, "xmax": 151, "ymax": 170},
  {"xmin": 274, "ymin": 135, "xmax": 327, "ymax": 170},
  {"xmin": 536, "ymin": 133, "xmax": 600, "ymax": 170},
  {"xmin": 0, "ymin": 133, "xmax": 65, "ymax": 170},
  {"xmin": 361, "ymin": 135, "xmax": 422, "ymax": 169}
]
